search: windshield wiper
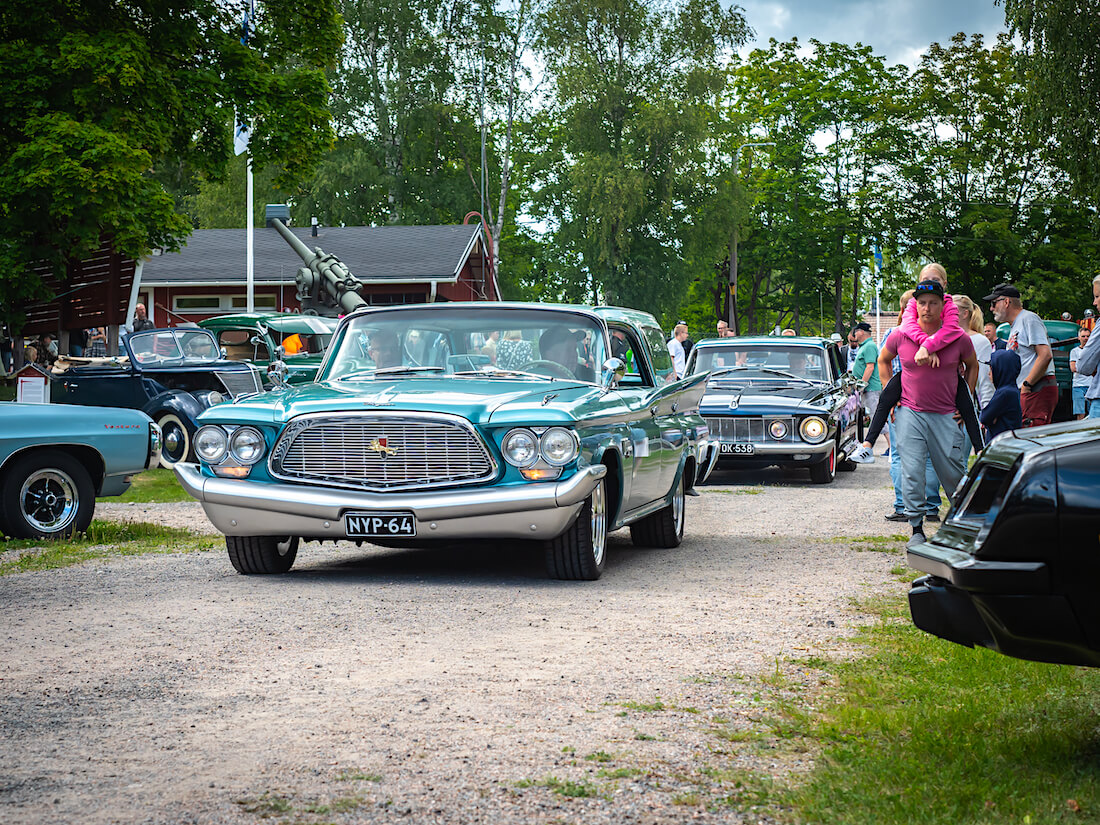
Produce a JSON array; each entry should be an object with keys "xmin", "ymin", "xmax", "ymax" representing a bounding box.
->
[
  {"xmin": 709, "ymin": 367, "xmax": 816, "ymax": 384},
  {"xmin": 373, "ymin": 366, "xmax": 446, "ymax": 376},
  {"xmin": 452, "ymin": 367, "xmax": 556, "ymax": 380}
]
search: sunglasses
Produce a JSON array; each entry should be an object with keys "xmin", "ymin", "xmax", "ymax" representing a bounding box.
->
[{"xmin": 914, "ymin": 283, "xmax": 942, "ymax": 293}]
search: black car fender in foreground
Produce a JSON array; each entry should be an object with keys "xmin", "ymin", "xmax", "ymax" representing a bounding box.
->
[{"xmin": 906, "ymin": 418, "xmax": 1100, "ymax": 667}]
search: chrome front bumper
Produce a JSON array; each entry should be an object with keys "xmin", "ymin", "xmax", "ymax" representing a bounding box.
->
[{"xmin": 174, "ymin": 463, "xmax": 606, "ymax": 541}]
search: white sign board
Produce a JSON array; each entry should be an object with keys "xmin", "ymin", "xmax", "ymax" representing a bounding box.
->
[{"xmin": 16, "ymin": 374, "xmax": 50, "ymax": 403}]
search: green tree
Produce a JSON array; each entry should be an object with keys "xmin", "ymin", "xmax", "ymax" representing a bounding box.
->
[
  {"xmin": 895, "ymin": 32, "xmax": 1098, "ymax": 312},
  {"xmin": 0, "ymin": 0, "xmax": 341, "ymax": 327},
  {"xmin": 1001, "ymin": 0, "xmax": 1100, "ymax": 214},
  {"xmin": 530, "ymin": 0, "xmax": 750, "ymax": 317}
]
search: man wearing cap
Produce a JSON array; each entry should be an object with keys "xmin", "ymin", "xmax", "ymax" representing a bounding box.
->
[
  {"xmin": 667, "ymin": 323, "xmax": 688, "ymax": 378},
  {"xmin": 986, "ymin": 283, "xmax": 1057, "ymax": 427},
  {"xmin": 849, "ymin": 321, "xmax": 882, "ymax": 422},
  {"xmin": 878, "ymin": 280, "xmax": 978, "ymax": 548}
]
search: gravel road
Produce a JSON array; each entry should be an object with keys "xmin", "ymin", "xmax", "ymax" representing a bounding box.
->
[{"xmin": 0, "ymin": 458, "xmax": 920, "ymax": 824}]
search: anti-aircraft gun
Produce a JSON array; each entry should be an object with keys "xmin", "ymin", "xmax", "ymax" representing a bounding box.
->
[{"xmin": 269, "ymin": 214, "xmax": 368, "ymax": 317}]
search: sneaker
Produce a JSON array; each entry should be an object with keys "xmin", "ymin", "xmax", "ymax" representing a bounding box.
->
[
  {"xmin": 849, "ymin": 444, "xmax": 875, "ymax": 464},
  {"xmin": 885, "ymin": 511, "xmax": 908, "ymax": 522},
  {"xmin": 925, "ymin": 512, "xmax": 940, "ymax": 523},
  {"xmin": 880, "ymin": 448, "xmax": 891, "ymax": 456},
  {"xmin": 907, "ymin": 532, "xmax": 927, "ymax": 549}
]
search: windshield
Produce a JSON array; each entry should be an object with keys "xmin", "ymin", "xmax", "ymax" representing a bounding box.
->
[
  {"xmin": 323, "ymin": 307, "xmax": 608, "ymax": 383},
  {"xmin": 266, "ymin": 318, "xmax": 336, "ymax": 356},
  {"xmin": 127, "ymin": 329, "xmax": 221, "ymax": 365},
  {"xmin": 691, "ymin": 343, "xmax": 830, "ymax": 382}
]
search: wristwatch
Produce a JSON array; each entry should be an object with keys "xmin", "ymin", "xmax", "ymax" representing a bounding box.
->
[{"xmin": 1023, "ymin": 379, "xmax": 1034, "ymax": 390}]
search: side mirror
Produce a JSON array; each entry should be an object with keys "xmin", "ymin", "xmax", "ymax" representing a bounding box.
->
[
  {"xmin": 249, "ymin": 335, "xmax": 263, "ymax": 347},
  {"xmin": 267, "ymin": 345, "xmax": 289, "ymax": 389},
  {"xmin": 601, "ymin": 357, "xmax": 626, "ymax": 389},
  {"xmin": 220, "ymin": 346, "xmax": 228, "ymax": 359}
]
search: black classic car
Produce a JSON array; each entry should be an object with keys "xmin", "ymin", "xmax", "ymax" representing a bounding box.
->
[
  {"xmin": 50, "ymin": 328, "xmax": 265, "ymax": 468},
  {"xmin": 907, "ymin": 419, "xmax": 1100, "ymax": 667},
  {"xmin": 686, "ymin": 336, "xmax": 864, "ymax": 484}
]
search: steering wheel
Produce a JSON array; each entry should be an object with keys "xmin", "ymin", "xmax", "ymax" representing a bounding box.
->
[{"xmin": 520, "ymin": 360, "xmax": 576, "ymax": 379}]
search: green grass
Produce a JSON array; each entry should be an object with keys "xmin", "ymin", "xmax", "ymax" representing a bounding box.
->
[
  {"xmin": 109, "ymin": 467, "xmax": 193, "ymax": 503},
  {"xmin": 619, "ymin": 699, "xmax": 667, "ymax": 712},
  {"xmin": 0, "ymin": 520, "xmax": 216, "ymax": 575},
  {"xmin": 830, "ymin": 534, "xmax": 909, "ymax": 553},
  {"xmin": 785, "ymin": 596, "xmax": 1100, "ymax": 824},
  {"xmin": 707, "ymin": 487, "xmax": 764, "ymax": 495}
]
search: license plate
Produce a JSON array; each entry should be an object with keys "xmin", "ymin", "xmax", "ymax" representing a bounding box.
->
[
  {"xmin": 720, "ymin": 442, "xmax": 755, "ymax": 455},
  {"xmin": 344, "ymin": 512, "xmax": 417, "ymax": 538}
]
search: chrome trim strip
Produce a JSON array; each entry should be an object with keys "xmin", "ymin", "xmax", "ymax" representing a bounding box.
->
[{"xmin": 268, "ymin": 410, "xmax": 500, "ymax": 492}]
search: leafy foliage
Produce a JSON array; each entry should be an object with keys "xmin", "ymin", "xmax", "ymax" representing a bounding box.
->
[{"xmin": 0, "ymin": 0, "xmax": 341, "ymax": 326}]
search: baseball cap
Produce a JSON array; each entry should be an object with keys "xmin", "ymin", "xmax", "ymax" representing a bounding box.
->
[
  {"xmin": 914, "ymin": 280, "xmax": 945, "ymax": 299},
  {"xmin": 854, "ymin": 321, "xmax": 872, "ymax": 333},
  {"xmin": 982, "ymin": 282, "xmax": 1020, "ymax": 302}
]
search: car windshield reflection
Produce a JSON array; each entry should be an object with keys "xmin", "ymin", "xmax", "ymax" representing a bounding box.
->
[
  {"xmin": 324, "ymin": 307, "xmax": 608, "ymax": 384},
  {"xmin": 127, "ymin": 329, "xmax": 221, "ymax": 365},
  {"xmin": 692, "ymin": 344, "xmax": 830, "ymax": 383}
]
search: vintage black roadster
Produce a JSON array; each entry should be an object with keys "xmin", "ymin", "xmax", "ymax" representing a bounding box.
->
[
  {"xmin": 50, "ymin": 328, "xmax": 264, "ymax": 468},
  {"xmin": 907, "ymin": 418, "xmax": 1100, "ymax": 667}
]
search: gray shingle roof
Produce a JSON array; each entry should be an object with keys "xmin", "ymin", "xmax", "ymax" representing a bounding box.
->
[{"xmin": 141, "ymin": 225, "xmax": 485, "ymax": 285}]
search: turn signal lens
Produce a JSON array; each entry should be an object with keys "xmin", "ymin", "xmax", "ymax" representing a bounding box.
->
[
  {"xmin": 195, "ymin": 425, "xmax": 228, "ymax": 464},
  {"xmin": 229, "ymin": 426, "xmax": 265, "ymax": 464},
  {"xmin": 521, "ymin": 466, "xmax": 563, "ymax": 481},
  {"xmin": 799, "ymin": 416, "xmax": 827, "ymax": 443}
]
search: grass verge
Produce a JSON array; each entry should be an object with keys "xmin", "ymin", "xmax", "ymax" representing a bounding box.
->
[
  {"xmin": 784, "ymin": 595, "xmax": 1100, "ymax": 824},
  {"xmin": 108, "ymin": 467, "xmax": 193, "ymax": 503},
  {"xmin": 0, "ymin": 520, "xmax": 216, "ymax": 575}
]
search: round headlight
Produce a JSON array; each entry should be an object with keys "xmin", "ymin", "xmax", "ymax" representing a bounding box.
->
[
  {"xmin": 502, "ymin": 428, "xmax": 539, "ymax": 468},
  {"xmin": 195, "ymin": 425, "xmax": 228, "ymax": 464},
  {"xmin": 540, "ymin": 427, "xmax": 579, "ymax": 466},
  {"xmin": 206, "ymin": 391, "xmax": 225, "ymax": 405},
  {"xmin": 800, "ymin": 416, "xmax": 827, "ymax": 443},
  {"xmin": 768, "ymin": 420, "xmax": 788, "ymax": 440},
  {"xmin": 229, "ymin": 426, "xmax": 265, "ymax": 464}
]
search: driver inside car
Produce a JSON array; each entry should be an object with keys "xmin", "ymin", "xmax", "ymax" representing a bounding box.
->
[
  {"xmin": 367, "ymin": 331, "xmax": 402, "ymax": 370},
  {"xmin": 538, "ymin": 327, "xmax": 593, "ymax": 381}
]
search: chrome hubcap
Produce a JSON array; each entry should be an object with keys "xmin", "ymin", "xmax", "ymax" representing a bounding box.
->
[
  {"xmin": 20, "ymin": 469, "xmax": 78, "ymax": 533},
  {"xmin": 590, "ymin": 480, "xmax": 607, "ymax": 566},
  {"xmin": 673, "ymin": 476, "xmax": 685, "ymax": 535},
  {"xmin": 165, "ymin": 429, "xmax": 181, "ymax": 451}
]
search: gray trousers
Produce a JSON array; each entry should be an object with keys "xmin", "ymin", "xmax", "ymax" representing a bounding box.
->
[{"xmin": 895, "ymin": 406, "xmax": 966, "ymax": 529}]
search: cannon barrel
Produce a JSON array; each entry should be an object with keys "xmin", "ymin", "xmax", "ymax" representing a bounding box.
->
[{"xmin": 271, "ymin": 218, "xmax": 368, "ymax": 317}]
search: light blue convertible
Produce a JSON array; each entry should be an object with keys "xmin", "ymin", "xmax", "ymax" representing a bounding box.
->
[
  {"xmin": 175, "ymin": 303, "xmax": 713, "ymax": 579},
  {"xmin": 0, "ymin": 403, "xmax": 162, "ymax": 539}
]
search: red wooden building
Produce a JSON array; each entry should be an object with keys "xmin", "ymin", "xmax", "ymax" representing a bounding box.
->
[{"xmin": 137, "ymin": 222, "xmax": 499, "ymax": 326}]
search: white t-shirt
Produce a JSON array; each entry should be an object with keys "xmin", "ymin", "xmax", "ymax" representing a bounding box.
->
[
  {"xmin": 969, "ymin": 332, "xmax": 994, "ymax": 407},
  {"xmin": 1070, "ymin": 345, "xmax": 1091, "ymax": 388},
  {"xmin": 667, "ymin": 338, "xmax": 685, "ymax": 378},
  {"xmin": 1007, "ymin": 308, "xmax": 1055, "ymax": 387}
]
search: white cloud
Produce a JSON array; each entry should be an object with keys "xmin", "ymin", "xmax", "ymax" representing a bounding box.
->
[{"xmin": 733, "ymin": 0, "xmax": 1007, "ymax": 67}]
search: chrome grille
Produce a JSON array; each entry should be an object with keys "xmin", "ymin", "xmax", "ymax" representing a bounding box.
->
[
  {"xmin": 270, "ymin": 413, "xmax": 495, "ymax": 490},
  {"xmin": 216, "ymin": 368, "xmax": 263, "ymax": 397},
  {"xmin": 705, "ymin": 416, "xmax": 796, "ymax": 443}
]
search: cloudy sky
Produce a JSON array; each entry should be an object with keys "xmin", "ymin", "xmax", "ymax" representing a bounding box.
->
[{"xmin": 735, "ymin": 0, "xmax": 1009, "ymax": 67}]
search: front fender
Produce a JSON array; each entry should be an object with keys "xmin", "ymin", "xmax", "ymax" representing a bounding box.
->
[{"xmin": 142, "ymin": 391, "xmax": 205, "ymax": 428}]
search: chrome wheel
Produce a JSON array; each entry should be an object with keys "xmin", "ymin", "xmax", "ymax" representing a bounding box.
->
[
  {"xmin": 20, "ymin": 469, "xmax": 79, "ymax": 534},
  {"xmin": 672, "ymin": 474, "xmax": 685, "ymax": 536},
  {"xmin": 591, "ymin": 479, "xmax": 607, "ymax": 567}
]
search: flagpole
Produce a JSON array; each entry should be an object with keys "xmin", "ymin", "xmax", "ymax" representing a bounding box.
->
[{"xmin": 246, "ymin": 155, "xmax": 254, "ymax": 313}]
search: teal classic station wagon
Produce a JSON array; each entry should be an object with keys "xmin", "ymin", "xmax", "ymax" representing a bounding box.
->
[{"xmin": 175, "ymin": 303, "xmax": 713, "ymax": 579}]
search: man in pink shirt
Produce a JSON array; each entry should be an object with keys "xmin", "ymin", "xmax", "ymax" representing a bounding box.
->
[{"xmin": 878, "ymin": 280, "xmax": 978, "ymax": 548}]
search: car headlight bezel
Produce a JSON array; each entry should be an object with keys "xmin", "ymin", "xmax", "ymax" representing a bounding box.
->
[
  {"xmin": 799, "ymin": 415, "xmax": 828, "ymax": 443},
  {"xmin": 501, "ymin": 428, "xmax": 540, "ymax": 468},
  {"xmin": 540, "ymin": 427, "xmax": 580, "ymax": 466},
  {"xmin": 228, "ymin": 426, "xmax": 266, "ymax": 465},
  {"xmin": 768, "ymin": 420, "xmax": 788, "ymax": 440},
  {"xmin": 194, "ymin": 425, "xmax": 228, "ymax": 464}
]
